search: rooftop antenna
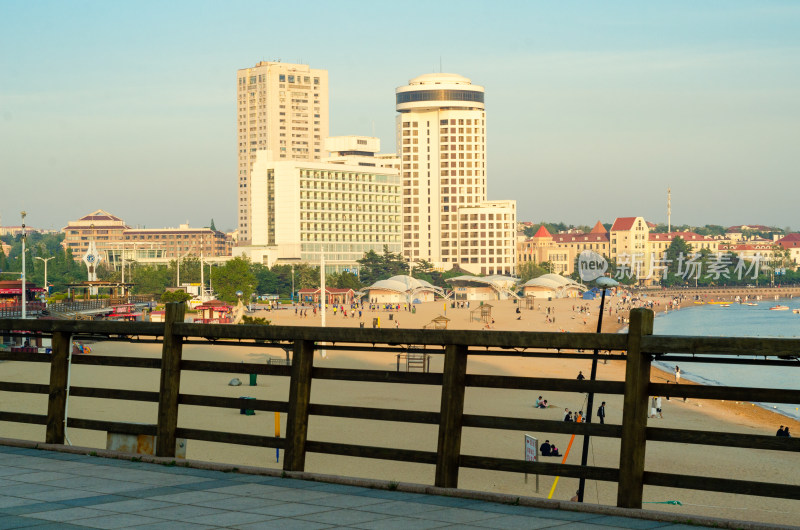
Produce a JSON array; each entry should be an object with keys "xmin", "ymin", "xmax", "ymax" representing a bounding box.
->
[{"xmin": 667, "ymin": 187, "xmax": 671, "ymax": 233}]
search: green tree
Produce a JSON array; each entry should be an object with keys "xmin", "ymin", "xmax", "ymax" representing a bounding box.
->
[
  {"xmin": 518, "ymin": 261, "xmax": 550, "ymax": 282},
  {"xmin": 356, "ymin": 245, "xmax": 408, "ymax": 285},
  {"xmin": 210, "ymin": 256, "xmax": 256, "ymax": 303},
  {"xmin": 327, "ymin": 271, "xmax": 362, "ymax": 290},
  {"xmin": 160, "ymin": 290, "xmax": 193, "ymax": 303},
  {"xmin": 661, "ymin": 237, "xmax": 693, "ymax": 286},
  {"xmin": 209, "ymin": 219, "xmax": 217, "ymax": 231}
]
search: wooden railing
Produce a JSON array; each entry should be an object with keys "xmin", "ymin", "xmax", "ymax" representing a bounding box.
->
[{"xmin": 1, "ymin": 305, "xmax": 799, "ymax": 511}]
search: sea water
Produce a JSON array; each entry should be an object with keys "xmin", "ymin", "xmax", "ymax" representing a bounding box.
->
[{"xmin": 652, "ymin": 298, "xmax": 800, "ymax": 421}]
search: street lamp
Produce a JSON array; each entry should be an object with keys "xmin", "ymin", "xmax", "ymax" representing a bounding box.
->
[
  {"xmin": 35, "ymin": 256, "xmax": 54, "ymax": 299},
  {"xmin": 21, "ymin": 211, "xmax": 27, "ymax": 319}
]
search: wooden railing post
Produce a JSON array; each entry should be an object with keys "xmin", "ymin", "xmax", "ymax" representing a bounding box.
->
[
  {"xmin": 156, "ymin": 302, "xmax": 186, "ymax": 457},
  {"xmin": 46, "ymin": 332, "xmax": 71, "ymax": 444},
  {"xmin": 617, "ymin": 308, "xmax": 654, "ymax": 509},
  {"xmin": 283, "ymin": 339, "xmax": 315, "ymax": 471},
  {"xmin": 435, "ymin": 343, "xmax": 468, "ymax": 488}
]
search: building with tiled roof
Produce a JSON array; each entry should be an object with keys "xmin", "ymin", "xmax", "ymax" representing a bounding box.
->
[{"xmin": 62, "ymin": 210, "xmax": 232, "ymax": 268}]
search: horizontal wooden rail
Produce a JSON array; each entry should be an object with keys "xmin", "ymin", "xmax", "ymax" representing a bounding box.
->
[
  {"xmin": 179, "ymin": 394, "xmax": 289, "ymax": 413},
  {"xmin": 643, "ymin": 471, "xmax": 800, "ymax": 501},
  {"xmin": 0, "ymin": 381, "xmax": 49, "ymax": 394},
  {"xmin": 175, "ymin": 428, "xmax": 283, "ymax": 449},
  {"xmin": 641, "ymin": 335, "xmax": 800, "ymax": 356},
  {"xmin": 466, "ymin": 374, "xmax": 625, "ymax": 394},
  {"xmin": 647, "ymin": 426, "xmax": 800, "ymax": 452},
  {"xmin": 0, "ymin": 318, "xmax": 164, "ymax": 336},
  {"xmin": 72, "ymin": 355, "xmax": 161, "ymax": 369},
  {"xmin": 0, "ymin": 351, "xmax": 53, "ymax": 363},
  {"xmin": 0, "ymin": 411, "xmax": 47, "ymax": 425},
  {"xmin": 305, "ymin": 440, "xmax": 438, "ymax": 464},
  {"xmin": 69, "ymin": 387, "xmax": 160, "ymax": 403},
  {"xmin": 462, "ymin": 414, "xmax": 623, "ymax": 438},
  {"xmin": 67, "ymin": 418, "xmax": 157, "ymax": 435},
  {"xmin": 309, "ymin": 404, "xmax": 440, "ymax": 424},
  {"xmin": 170, "ymin": 322, "xmax": 630, "ymax": 351},
  {"xmin": 313, "ymin": 367, "xmax": 442, "ymax": 385},
  {"xmin": 460, "ymin": 454, "xmax": 620, "ymax": 482},
  {"xmin": 649, "ymin": 383, "xmax": 800, "ymax": 404},
  {"xmin": 180, "ymin": 360, "xmax": 291, "ymax": 377}
]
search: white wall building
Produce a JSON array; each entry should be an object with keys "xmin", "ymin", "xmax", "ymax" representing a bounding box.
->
[
  {"xmin": 395, "ymin": 73, "xmax": 516, "ymax": 275},
  {"xmin": 324, "ymin": 136, "xmax": 399, "ymax": 169},
  {"xmin": 235, "ymin": 151, "xmax": 401, "ymax": 274},
  {"xmin": 236, "ymin": 61, "xmax": 329, "ymax": 245}
]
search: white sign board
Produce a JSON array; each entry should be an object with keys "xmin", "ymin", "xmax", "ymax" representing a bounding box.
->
[{"xmin": 524, "ymin": 434, "xmax": 538, "ymax": 462}]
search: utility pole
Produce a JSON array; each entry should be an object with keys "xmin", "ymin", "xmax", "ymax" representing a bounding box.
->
[
  {"xmin": 34, "ymin": 256, "xmax": 54, "ymax": 297},
  {"xmin": 21, "ymin": 211, "xmax": 27, "ymax": 319}
]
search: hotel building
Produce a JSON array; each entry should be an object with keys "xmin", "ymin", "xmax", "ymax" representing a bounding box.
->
[
  {"xmin": 235, "ymin": 145, "xmax": 401, "ymax": 273},
  {"xmin": 395, "ymin": 73, "xmax": 516, "ymax": 275},
  {"xmin": 237, "ymin": 61, "xmax": 329, "ymax": 245}
]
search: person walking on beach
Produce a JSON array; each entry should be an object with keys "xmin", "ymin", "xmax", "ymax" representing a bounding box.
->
[
  {"xmin": 577, "ymin": 371, "xmax": 585, "ymax": 380},
  {"xmin": 777, "ymin": 426, "xmax": 785, "ymax": 436},
  {"xmin": 674, "ymin": 365, "xmax": 681, "ymax": 383},
  {"xmin": 597, "ymin": 402, "xmax": 606, "ymax": 424}
]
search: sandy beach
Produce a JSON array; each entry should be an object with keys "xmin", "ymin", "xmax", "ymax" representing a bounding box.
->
[{"xmin": 1, "ymin": 292, "xmax": 798, "ymax": 526}]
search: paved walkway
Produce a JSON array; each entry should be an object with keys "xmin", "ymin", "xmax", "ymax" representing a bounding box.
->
[{"xmin": 0, "ymin": 445, "xmax": 720, "ymax": 529}]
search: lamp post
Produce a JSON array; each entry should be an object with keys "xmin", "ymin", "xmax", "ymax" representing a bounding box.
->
[
  {"xmin": 35, "ymin": 256, "xmax": 54, "ymax": 298},
  {"xmin": 577, "ymin": 275, "xmax": 619, "ymax": 503},
  {"xmin": 20, "ymin": 211, "xmax": 27, "ymax": 319}
]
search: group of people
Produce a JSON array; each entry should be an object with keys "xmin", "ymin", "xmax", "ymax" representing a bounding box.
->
[
  {"xmin": 534, "ymin": 396, "xmax": 549, "ymax": 408},
  {"xmin": 776, "ymin": 426, "xmax": 792, "ymax": 437},
  {"xmin": 540, "ymin": 440, "xmax": 561, "ymax": 457},
  {"xmin": 563, "ymin": 408, "xmax": 583, "ymax": 422}
]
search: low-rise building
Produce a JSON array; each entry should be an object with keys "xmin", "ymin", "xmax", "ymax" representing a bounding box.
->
[{"xmin": 61, "ymin": 210, "xmax": 232, "ymax": 267}]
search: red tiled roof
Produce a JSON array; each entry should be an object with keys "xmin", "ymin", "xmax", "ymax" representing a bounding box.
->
[
  {"xmin": 719, "ymin": 243, "xmax": 774, "ymax": 251},
  {"xmin": 610, "ymin": 217, "xmax": 638, "ymax": 231},
  {"xmin": 777, "ymin": 233, "xmax": 800, "ymax": 248},
  {"xmin": 77, "ymin": 209, "xmax": 123, "ymax": 222},
  {"xmin": 589, "ymin": 221, "xmax": 607, "ymax": 234},
  {"xmin": 532, "ymin": 226, "xmax": 552, "ymax": 238}
]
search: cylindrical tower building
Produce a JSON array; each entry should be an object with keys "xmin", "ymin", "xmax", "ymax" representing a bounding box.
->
[{"xmin": 396, "ymin": 73, "xmax": 487, "ymax": 267}]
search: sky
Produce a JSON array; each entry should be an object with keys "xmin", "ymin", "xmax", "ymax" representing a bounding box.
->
[{"xmin": 1, "ymin": 0, "xmax": 799, "ymax": 232}]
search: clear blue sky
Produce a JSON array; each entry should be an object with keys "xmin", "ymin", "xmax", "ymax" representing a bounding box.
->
[{"xmin": 1, "ymin": 0, "xmax": 798, "ymax": 232}]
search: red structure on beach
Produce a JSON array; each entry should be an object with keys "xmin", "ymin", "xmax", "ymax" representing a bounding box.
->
[{"xmin": 0, "ymin": 280, "xmax": 47, "ymax": 318}]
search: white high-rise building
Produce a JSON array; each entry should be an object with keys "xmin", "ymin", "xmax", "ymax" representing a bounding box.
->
[
  {"xmin": 237, "ymin": 62, "xmax": 329, "ymax": 245},
  {"xmin": 235, "ymin": 150, "xmax": 401, "ymax": 273},
  {"xmin": 396, "ymin": 73, "xmax": 516, "ymax": 275}
]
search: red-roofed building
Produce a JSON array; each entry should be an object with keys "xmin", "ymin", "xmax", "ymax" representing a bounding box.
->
[
  {"xmin": 298, "ymin": 287, "xmax": 355, "ymax": 305},
  {"xmin": 589, "ymin": 221, "xmax": 607, "ymax": 234},
  {"xmin": 776, "ymin": 234, "xmax": 800, "ymax": 266},
  {"xmin": 518, "ymin": 222, "xmax": 609, "ymax": 275}
]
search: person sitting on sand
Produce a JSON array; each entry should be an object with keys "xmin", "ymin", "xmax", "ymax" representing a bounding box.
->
[
  {"xmin": 541, "ymin": 440, "xmax": 560, "ymax": 457},
  {"xmin": 535, "ymin": 396, "xmax": 543, "ymax": 408},
  {"xmin": 538, "ymin": 399, "xmax": 548, "ymax": 409}
]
